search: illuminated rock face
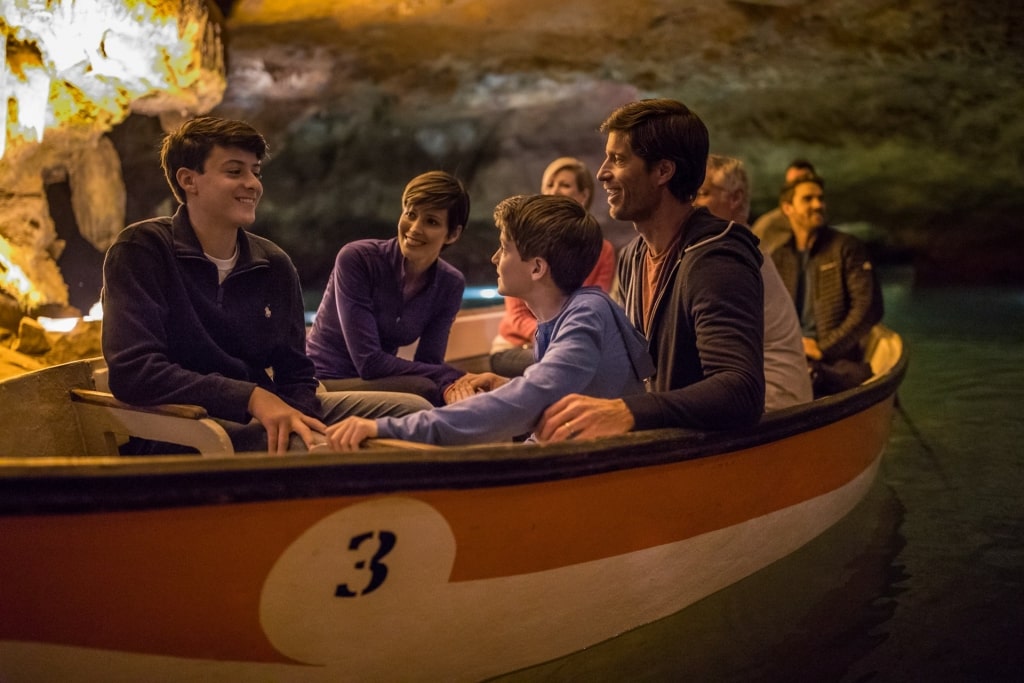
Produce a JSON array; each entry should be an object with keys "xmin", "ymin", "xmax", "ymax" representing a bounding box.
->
[
  {"xmin": 0, "ymin": 0, "xmax": 226, "ymax": 316},
  {"xmin": 3, "ymin": 0, "xmax": 1023, "ymax": 315}
]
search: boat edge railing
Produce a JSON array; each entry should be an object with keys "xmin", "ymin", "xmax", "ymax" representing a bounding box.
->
[{"xmin": 0, "ymin": 333, "xmax": 908, "ymax": 515}]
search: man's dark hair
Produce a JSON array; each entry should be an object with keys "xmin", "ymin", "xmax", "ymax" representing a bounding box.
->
[
  {"xmin": 402, "ymin": 171, "xmax": 471, "ymax": 245},
  {"xmin": 160, "ymin": 117, "xmax": 268, "ymax": 204},
  {"xmin": 494, "ymin": 194, "xmax": 602, "ymax": 295},
  {"xmin": 780, "ymin": 173, "xmax": 826, "ymax": 204},
  {"xmin": 787, "ymin": 158, "xmax": 817, "ymax": 175},
  {"xmin": 600, "ymin": 98, "xmax": 709, "ymax": 203}
]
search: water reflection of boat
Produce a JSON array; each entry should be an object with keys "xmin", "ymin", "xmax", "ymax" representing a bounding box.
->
[{"xmin": 0, "ymin": 310, "xmax": 906, "ymax": 682}]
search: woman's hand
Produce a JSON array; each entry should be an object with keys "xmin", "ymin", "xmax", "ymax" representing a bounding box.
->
[{"xmin": 443, "ymin": 372, "xmax": 509, "ymax": 404}]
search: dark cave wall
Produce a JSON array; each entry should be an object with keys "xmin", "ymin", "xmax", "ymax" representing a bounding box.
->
[{"xmin": 110, "ymin": 0, "xmax": 1024, "ymax": 288}]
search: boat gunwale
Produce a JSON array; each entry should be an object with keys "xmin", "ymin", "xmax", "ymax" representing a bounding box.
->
[{"xmin": 0, "ymin": 347, "xmax": 907, "ymax": 515}]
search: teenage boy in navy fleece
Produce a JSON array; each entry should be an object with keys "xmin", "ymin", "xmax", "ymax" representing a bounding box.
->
[{"xmin": 101, "ymin": 117, "xmax": 428, "ymax": 454}]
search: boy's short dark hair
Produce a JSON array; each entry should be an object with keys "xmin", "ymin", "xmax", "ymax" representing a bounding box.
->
[
  {"xmin": 600, "ymin": 98, "xmax": 709, "ymax": 203},
  {"xmin": 494, "ymin": 194, "xmax": 602, "ymax": 295},
  {"xmin": 402, "ymin": 171, "xmax": 471, "ymax": 242},
  {"xmin": 780, "ymin": 173, "xmax": 826, "ymax": 204},
  {"xmin": 161, "ymin": 117, "xmax": 268, "ymax": 204}
]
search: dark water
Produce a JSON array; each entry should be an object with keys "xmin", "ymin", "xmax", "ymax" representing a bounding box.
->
[{"xmin": 493, "ymin": 267, "xmax": 1024, "ymax": 682}]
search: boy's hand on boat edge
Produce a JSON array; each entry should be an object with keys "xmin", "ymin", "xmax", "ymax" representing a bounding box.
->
[
  {"xmin": 537, "ymin": 395, "xmax": 635, "ymax": 442},
  {"xmin": 248, "ymin": 387, "xmax": 328, "ymax": 454},
  {"xmin": 325, "ymin": 417, "xmax": 379, "ymax": 451}
]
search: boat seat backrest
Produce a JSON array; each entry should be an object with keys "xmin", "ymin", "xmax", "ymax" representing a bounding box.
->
[
  {"xmin": 0, "ymin": 358, "xmax": 234, "ymax": 458},
  {"xmin": 69, "ymin": 389, "xmax": 234, "ymax": 457},
  {"xmin": 0, "ymin": 359, "xmax": 98, "ymax": 458}
]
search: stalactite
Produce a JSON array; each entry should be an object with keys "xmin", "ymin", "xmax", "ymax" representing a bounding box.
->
[{"xmin": 0, "ymin": 0, "xmax": 226, "ymax": 319}]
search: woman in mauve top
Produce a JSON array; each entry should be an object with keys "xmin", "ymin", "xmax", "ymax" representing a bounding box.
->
[{"xmin": 306, "ymin": 171, "xmax": 470, "ymax": 406}]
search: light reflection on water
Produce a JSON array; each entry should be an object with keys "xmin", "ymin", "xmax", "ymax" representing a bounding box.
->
[{"xmin": 492, "ymin": 267, "xmax": 1024, "ymax": 682}]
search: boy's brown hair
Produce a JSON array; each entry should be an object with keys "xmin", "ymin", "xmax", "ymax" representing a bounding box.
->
[
  {"xmin": 161, "ymin": 116, "xmax": 267, "ymax": 204},
  {"xmin": 494, "ymin": 194, "xmax": 602, "ymax": 295}
]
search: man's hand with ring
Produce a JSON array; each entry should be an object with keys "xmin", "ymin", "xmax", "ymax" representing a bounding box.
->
[{"xmin": 537, "ymin": 394, "xmax": 636, "ymax": 443}]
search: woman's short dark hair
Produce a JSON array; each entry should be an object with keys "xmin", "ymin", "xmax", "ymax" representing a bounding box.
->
[{"xmin": 402, "ymin": 171, "xmax": 471, "ymax": 241}]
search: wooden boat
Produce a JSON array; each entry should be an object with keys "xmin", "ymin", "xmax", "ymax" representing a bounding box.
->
[{"xmin": 0, "ymin": 309, "xmax": 906, "ymax": 682}]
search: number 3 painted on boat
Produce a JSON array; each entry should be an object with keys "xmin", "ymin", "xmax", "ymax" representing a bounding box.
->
[
  {"xmin": 262, "ymin": 498, "xmax": 457, "ymax": 664},
  {"xmin": 335, "ymin": 530, "xmax": 396, "ymax": 597}
]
